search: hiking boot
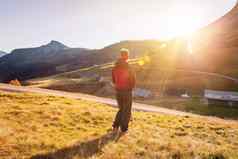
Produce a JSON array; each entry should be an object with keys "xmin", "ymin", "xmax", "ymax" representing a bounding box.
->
[
  {"xmin": 115, "ymin": 130, "xmax": 128, "ymax": 142},
  {"xmin": 119, "ymin": 130, "xmax": 128, "ymax": 137}
]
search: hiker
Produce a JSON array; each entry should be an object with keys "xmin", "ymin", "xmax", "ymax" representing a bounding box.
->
[{"xmin": 112, "ymin": 48, "xmax": 136, "ymax": 134}]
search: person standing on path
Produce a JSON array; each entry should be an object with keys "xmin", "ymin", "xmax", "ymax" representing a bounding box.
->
[{"xmin": 112, "ymin": 48, "xmax": 136, "ymax": 134}]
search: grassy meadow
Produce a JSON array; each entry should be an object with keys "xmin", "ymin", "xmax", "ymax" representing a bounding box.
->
[{"xmin": 0, "ymin": 92, "xmax": 238, "ymax": 159}]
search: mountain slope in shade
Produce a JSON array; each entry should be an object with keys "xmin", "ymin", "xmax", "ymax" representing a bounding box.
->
[
  {"xmin": 189, "ymin": 3, "xmax": 238, "ymax": 73},
  {"xmin": 0, "ymin": 40, "xmax": 91, "ymax": 82},
  {"xmin": 149, "ymin": 2, "xmax": 238, "ymax": 76}
]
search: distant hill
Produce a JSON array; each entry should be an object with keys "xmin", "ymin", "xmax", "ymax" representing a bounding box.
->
[
  {"xmin": 0, "ymin": 50, "xmax": 7, "ymax": 57},
  {"xmin": 0, "ymin": 40, "xmax": 162, "ymax": 82}
]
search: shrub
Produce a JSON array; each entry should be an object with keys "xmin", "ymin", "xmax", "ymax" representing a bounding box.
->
[{"xmin": 9, "ymin": 79, "xmax": 21, "ymax": 86}]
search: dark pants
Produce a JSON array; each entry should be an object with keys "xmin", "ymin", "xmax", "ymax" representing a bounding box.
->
[{"xmin": 113, "ymin": 90, "xmax": 132, "ymax": 132}]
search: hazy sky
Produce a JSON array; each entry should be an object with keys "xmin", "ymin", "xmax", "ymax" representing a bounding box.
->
[{"xmin": 0, "ymin": 0, "xmax": 237, "ymax": 52}]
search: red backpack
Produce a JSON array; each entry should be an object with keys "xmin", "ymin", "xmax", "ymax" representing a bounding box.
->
[{"xmin": 112, "ymin": 59, "xmax": 135, "ymax": 91}]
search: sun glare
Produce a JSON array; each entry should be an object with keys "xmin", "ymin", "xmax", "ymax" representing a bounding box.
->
[{"xmin": 164, "ymin": 4, "xmax": 204, "ymax": 38}]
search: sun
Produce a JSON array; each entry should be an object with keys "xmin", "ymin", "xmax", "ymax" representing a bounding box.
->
[{"xmin": 165, "ymin": 4, "xmax": 204, "ymax": 38}]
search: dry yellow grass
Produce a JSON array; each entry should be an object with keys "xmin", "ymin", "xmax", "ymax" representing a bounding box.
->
[{"xmin": 0, "ymin": 92, "xmax": 238, "ymax": 159}]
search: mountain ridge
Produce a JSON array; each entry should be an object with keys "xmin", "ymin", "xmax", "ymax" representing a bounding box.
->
[
  {"xmin": 10, "ymin": 40, "xmax": 69, "ymax": 55},
  {"xmin": 0, "ymin": 40, "xmax": 162, "ymax": 82}
]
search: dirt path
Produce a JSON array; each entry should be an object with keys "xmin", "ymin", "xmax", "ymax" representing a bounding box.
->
[{"xmin": 0, "ymin": 83, "xmax": 236, "ymax": 123}]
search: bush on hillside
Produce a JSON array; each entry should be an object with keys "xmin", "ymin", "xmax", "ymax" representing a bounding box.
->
[{"xmin": 9, "ymin": 79, "xmax": 21, "ymax": 86}]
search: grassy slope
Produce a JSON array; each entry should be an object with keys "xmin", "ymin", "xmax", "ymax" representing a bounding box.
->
[{"xmin": 0, "ymin": 92, "xmax": 238, "ymax": 159}]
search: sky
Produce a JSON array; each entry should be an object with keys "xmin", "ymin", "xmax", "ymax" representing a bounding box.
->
[{"xmin": 0, "ymin": 0, "xmax": 237, "ymax": 52}]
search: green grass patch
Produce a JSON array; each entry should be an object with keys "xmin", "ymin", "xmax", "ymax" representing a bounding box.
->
[
  {"xmin": 138, "ymin": 97, "xmax": 238, "ymax": 120},
  {"xmin": 184, "ymin": 97, "xmax": 238, "ymax": 119}
]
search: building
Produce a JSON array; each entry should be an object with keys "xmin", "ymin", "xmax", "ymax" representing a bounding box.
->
[
  {"xmin": 204, "ymin": 89, "xmax": 238, "ymax": 106},
  {"xmin": 133, "ymin": 88, "xmax": 153, "ymax": 98}
]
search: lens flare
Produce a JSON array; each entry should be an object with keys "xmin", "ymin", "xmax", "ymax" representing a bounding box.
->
[{"xmin": 138, "ymin": 60, "xmax": 145, "ymax": 66}]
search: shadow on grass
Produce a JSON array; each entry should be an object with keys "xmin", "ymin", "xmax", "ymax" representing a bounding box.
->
[{"xmin": 31, "ymin": 132, "xmax": 116, "ymax": 159}]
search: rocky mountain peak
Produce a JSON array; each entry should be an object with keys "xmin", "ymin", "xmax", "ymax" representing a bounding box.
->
[
  {"xmin": 0, "ymin": 50, "xmax": 7, "ymax": 57},
  {"xmin": 43, "ymin": 40, "xmax": 69, "ymax": 50}
]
